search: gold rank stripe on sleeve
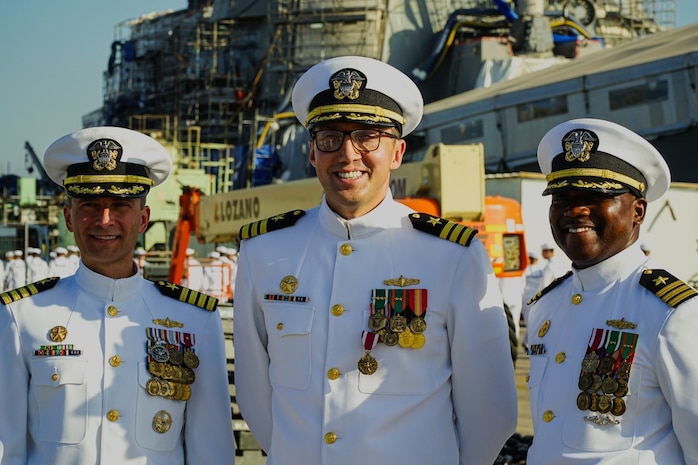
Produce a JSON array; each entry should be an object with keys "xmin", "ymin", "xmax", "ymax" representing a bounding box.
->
[
  {"xmin": 408, "ymin": 213, "xmax": 478, "ymax": 246},
  {"xmin": 639, "ymin": 269, "xmax": 698, "ymax": 308},
  {"xmin": 0, "ymin": 277, "xmax": 60, "ymax": 305},
  {"xmin": 527, "ymin": 271, "xmax": 573, "ymax": 305},
  {"xmin": 154, "ymin": 281, "xmax": 218, "ymax": 311},
  {"xmin": 239, "ymin": 209, "xmax": 306, "ymax": 240}
]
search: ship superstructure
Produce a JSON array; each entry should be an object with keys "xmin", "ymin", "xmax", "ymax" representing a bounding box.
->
[{"xmin": 84, "ymin": 0, "xmax": 684, "ymax": 200}]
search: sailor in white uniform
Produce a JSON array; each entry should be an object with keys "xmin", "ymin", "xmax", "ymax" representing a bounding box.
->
[
  {"xmin": 526, "ymin": 118, "xmax": 698, "ymax": 464},
  {"xmin": 7, "ymin": 249, "xmax": 27, "ymax": 288},
  {"xmin": 0, "ymin": 126, "xmax": 234, "ymax": 465},
  {"xmin": 26, "ymin": 247, "xmax": 50, "ymax": 282},
  {"xmin": 234, "ymin": 55, "xmax": 517, "ymax": 465}
]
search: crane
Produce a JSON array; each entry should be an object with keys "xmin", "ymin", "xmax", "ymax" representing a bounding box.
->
[{"xmin": 24, "ymin": 141, "xmax": 63, "ymax": 195}]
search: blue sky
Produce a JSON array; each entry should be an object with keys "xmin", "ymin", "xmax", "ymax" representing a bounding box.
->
[{"xmin": 1, "ymin": 1, "xmax": 697, "ymax": 178}]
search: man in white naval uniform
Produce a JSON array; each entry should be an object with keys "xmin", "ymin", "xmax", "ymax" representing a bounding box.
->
[
  {"xmin": 0, "ymin": 126, "xmax": 235, "ymax": 464},
  {"xmin": 526, "ymin": 118, "xmax": 698, "ymax": 464},
  {"xmin": 7, "ymin": 250, "xmax": 27, "ymax": 288},
  {"xmin": 234, "ymin": 56, "xmax": 517, "ymax": 465},
  {"xmin": 26, "ymin": 248, "xmax": 50, "ymax": 283}
]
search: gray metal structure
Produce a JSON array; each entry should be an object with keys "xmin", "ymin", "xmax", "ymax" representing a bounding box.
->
[
  {"xmin": 89, "ymin": 0, "xmax": 686, "ymax": 189},
  {"xmin": 418, "ymin": 23, "xmax": 698, "ymax": 180}
]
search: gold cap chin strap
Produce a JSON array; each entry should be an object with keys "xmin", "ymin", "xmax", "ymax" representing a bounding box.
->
[{"xmin": 546, "ymin": 168, "xmax": 645, "ymax": 194}]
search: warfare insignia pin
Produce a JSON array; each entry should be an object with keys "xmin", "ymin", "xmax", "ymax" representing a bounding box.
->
[
  {"xmin": 605, "ymin": 318, "xmax": 637, "ymax": 330},
  {"xmin": 383, "ymin": 275, "xmax": 420, "ymax": 287},
  {"xmin": 152, "ymin": 317, "xmax": 184, "ymax": 328}
]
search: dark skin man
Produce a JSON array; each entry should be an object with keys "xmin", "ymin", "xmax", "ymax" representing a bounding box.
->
[{"xmin": 549, "ymin": 190, "xmax": 646, "ymax": 269}]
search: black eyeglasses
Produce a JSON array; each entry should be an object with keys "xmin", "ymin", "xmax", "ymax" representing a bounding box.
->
[{"xmin": 311, "ymin": 129, "xmax": 399, "ymax": 153}]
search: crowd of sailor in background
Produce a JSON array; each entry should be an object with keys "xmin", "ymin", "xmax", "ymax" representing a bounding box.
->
[
  {"xmin": 1, "ymin": 244, "xmax": 237, "ymax": 302},
  {"xmin": 132, "ymin": 245, "xmax": 238, "ymax": 304},
  {"xmin": 181, "ymin": 246, "xmax": 238, "ymax": 303},
  {"xmin": 0, "ymin": 246, "xmax": 81, "ymax": 291}
]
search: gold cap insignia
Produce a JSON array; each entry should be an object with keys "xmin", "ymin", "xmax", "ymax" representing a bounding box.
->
[
  {"xmin": 331, "ymin": 68, "xmax": 366, "ymax": 100},
  {"xmin": 563, "ymin": 129, "xmax": 598, "ymax": 163},
  {"xmin": 88, "ymin": 138, "xmax": 121, "ymax": 171}
]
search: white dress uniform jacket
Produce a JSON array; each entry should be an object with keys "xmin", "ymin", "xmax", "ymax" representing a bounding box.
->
[
  {"xmin": 235, "ymin": 193, "xmax": 518, "ymax": 465},
  {"xmin": 0, "ymin": 265, "xmax": 235, "ymax": 465},
  {"xmin": 527, "ymin": 244, "xmax": 698, "ymax": 464}
]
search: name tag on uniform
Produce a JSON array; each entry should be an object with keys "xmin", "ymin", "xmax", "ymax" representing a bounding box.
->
[{"xmin": 528, "ymin": 344, "xmax": 546, "ymax": 355}]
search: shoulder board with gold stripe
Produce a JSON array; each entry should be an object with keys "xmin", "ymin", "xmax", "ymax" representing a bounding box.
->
[
  {"xmin": 527, "ymin": 271, "xmax": 573, "ymax": 305},
  {"xmin": 0, "ymin": 277, "xmax": 60, "ymax": 305},
  {"xmin": 639, "ymin": 269, "xmax": 697, "ymax": 308},
  {"xmin": 239, "ymin": 209, "xmax": 306, "ymax": 240},
  {"xmin": 153, "ymin": 280, "xmax": 218, "ymax": 311},
  {"xmin": 409, "ymin": 212, "xmax": 478, "ymax": 246}
]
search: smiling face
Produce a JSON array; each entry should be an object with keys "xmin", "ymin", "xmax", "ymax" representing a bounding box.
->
[
  {"xmin": 64, "ymin": 196, "xmax": 149, "ymax": 278},
  {"xmin": 548, "ymin": 190, "xmax": 646, "ymax": 269},
  {"xmin": 309, "ymin": 122, "xmax": 405, "ymax": 219}
]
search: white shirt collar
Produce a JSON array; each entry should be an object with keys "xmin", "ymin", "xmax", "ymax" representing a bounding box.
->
[
  {"xmin": 74, "ymin": 262, "xmax": 144, "ymax": 302},
  {"xmin": 573, "ymin": 243, "xmax": 648, "ymax": 291},
  {"xmin": 318, "ymin": 190, "xmax": 410, "ymax": 239}
]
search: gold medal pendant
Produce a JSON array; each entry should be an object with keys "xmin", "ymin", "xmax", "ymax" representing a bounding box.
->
[
  {"xmin": 581, "ymin": 352, "xmax": 600, "ymax": 372},
  {"xmin": 611, "ymin": 397, "xmax": 626, "ymax": 416},
  {"xmin": 390, "ymin": 314, "xmax": 407, "ymax": 333},
  {"xmin": 409, "ymin": 316, "xmax": 427, "ymax": 333},
  {"xmin": 398, "ymin": 328, "xmax": 415, "ymax": 348},
  {"xmin": 168, "ymin": 347, "xmax": 184, "ymax": 366},
  {"xmin": 368, "ymin": 311, "xmax": 387, "ymax": 331},
  {"xmin": 382, "ymin": 331, "xmax": 398, "ymax": 346},
  {"xmin": 357, "ymin": 351, "xmax": 378, "ymax": 375},
  {"xmin": 411, "ymin": 332, "xmax": 426, "ymax": 349},
  {"xmin": 576, "ymin": 391, "xmax": 591, "ymax": 410},
  {"xmin": 183, "ymin": 350, "xmax": 200, "ymax": 368},
  {"xmin": 146, "ymin": 378, "xmax": 162, "ymax": 396},
  {"xmin": 597, "ymin": 395, "xmax": 612, "ymax": 414}
]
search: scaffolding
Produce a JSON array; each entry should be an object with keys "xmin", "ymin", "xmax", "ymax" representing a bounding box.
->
[{"xmin": 96, "ymin": 0, "xmax": 678, "ymax": 194}]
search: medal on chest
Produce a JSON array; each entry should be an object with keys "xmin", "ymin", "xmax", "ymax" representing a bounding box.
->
[
  {"xmin": 358, "ymin": 331, "xmax": 379, "ymax": 375},
  {"xmin": 358, "ymin": 286, "xmax": 429, "ymax": 375},
  {"xmin": 577, "ymin": 327, "xmax": 639, "ymax": 424},
  {"xmin": 145, "ymin": 326, "xmax": 199, "ymax": 404}
]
